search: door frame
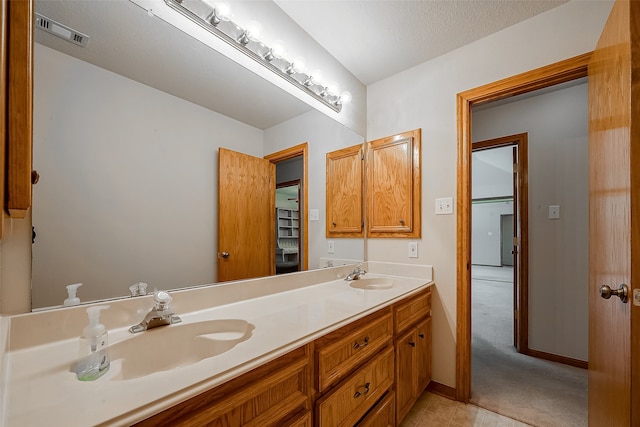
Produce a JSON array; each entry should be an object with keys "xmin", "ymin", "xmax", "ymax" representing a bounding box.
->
[
  {"xmin": 472, "ymin": 134, "xmax": 529, "ymax": 352},
  {"xmin": 264, "ymin": 143, "xmax": 309, "ymax": 271},
  {"xmin": 455, "ymin": 53, "xmax": 591, "ymax": 402}
]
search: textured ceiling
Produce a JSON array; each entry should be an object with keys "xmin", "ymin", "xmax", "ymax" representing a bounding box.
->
[
  {"xmin": 275, "ymin": 0, "xmax": 567, "ymax": 85},
  {"xmin": 34, "ymin": 0, "xmax": 568, "ymax": 129}
]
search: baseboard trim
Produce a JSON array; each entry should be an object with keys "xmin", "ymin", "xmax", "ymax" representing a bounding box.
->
[
  {"xmin": 426, "ymin": 381, "xmax": 457, "ymax": 400},
  {"xmin": 524, "ymin": 348, "xmax": 588, "ymax": 369}
]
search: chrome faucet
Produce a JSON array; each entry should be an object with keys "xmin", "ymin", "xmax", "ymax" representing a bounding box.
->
[
  {"xmin": 345, "ymin": 264, "xmax": 367, "ymax": 281},
  {"xmin": 129, "ymin": 291, "xmax": 182, "ymax": 333}
]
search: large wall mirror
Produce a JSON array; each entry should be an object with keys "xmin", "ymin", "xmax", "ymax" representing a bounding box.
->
[{"xmin": 31, "ymin": 0, "xmax": 365, "ymax": 310}]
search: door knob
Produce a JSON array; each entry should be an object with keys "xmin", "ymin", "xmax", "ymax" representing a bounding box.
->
[
  {"xmin": 599, "ymin": 284, "xmax": 629, "ymax": 303},
  {"xmin": 220, "ymin": 252, "xmax": 230, "ymax": 259}
]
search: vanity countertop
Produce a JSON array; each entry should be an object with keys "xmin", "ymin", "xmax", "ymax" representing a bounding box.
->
[{"xmin": 1, "ymin": 265, "xmax": 432, "ymax": 427}]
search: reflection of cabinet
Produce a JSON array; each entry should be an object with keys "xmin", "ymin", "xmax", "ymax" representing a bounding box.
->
[
  {"xmin": 367, "ymin": 129, "xmax": 421, "ymax": 238},
  {"xmin": 277, "ymin": 208, "xmax": 299, "ymax": 263},
  {"xmin": 326, "ymin": 144, "xmax": 364, "ymax": 237}
]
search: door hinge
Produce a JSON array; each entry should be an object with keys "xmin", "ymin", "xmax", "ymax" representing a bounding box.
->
[
  {"xmin": 513, "ymin": 163, "xmax": 518, "ymax": 173},
  {"xmin": 513, "ymin": 236, "xmax": 519, "ymax": 246}
]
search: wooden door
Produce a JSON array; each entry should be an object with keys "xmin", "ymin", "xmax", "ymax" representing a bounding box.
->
[
  {"xmin": 588, "ymin": 0, "xmax": 639, "ymax": 425},
  {"xmin": 326, "ymin": 143, "xmax": 363, "ymax": 237},
  {"xmin": 217, "ymin": 148, "xmax": 275, "ymax": 282}
]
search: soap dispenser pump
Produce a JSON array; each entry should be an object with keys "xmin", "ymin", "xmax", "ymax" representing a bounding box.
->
[
  {"xmin": 64, "ymin": 283, "xmax": 82, "ymax": 306},
  {"xmin": 75, "ymin": 305, "xmax": 110, "ymax": 381}
]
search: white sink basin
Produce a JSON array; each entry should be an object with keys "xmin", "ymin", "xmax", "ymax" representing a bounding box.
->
[
  {"xmin": 107, "ymin": 319, "xmax": 253, "ymax": 380},
  {"xmin": 349, "ymin": 278, "xmax": 394, "ymax": 290}
]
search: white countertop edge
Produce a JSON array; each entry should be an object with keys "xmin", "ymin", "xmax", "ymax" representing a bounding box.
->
[{"xmin": 103, "ymin": 280, "xmax": 433, "ymax": 427}]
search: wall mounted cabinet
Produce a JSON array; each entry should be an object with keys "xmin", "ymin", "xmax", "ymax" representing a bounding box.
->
[
  {"xmin": 326, "ymin": 144, "xmax": 364, "ymax": 237},
  {"xmin": 367, "ymin": 129, "xmax": 421, "ymax": 238},
  {"xmin": 325, "ymin": 130, "xmax": 421, "ymax": 239}
]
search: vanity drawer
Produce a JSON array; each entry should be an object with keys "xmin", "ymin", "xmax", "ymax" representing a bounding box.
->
[
  {"xmin": 316, "ymin": 346, "xmax": 394, "ymax": 427},
  {"xmin": 315, "ymin": 309, "xmax": 393, "ymax": 392},
  {"xmin": 393, "ymin": 288, "xmax": 431, "ymax": 334},
  {"xmin": 356, "ymin": 391, "xmax": 395, "ymax": 427}
]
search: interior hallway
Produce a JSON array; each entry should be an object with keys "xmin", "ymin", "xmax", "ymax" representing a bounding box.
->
[{"xmin": 470, "ymin": 266, "xmax": 587, "ymax": 426}]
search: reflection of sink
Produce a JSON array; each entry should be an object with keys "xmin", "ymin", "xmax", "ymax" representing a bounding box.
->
[
  {"xmin": 107, "ymin": 319, "xmax": 253, "ymax": 380},
  {"xmin": 349, "ymin": 278, "xmax": 394, "ymax": 290}
]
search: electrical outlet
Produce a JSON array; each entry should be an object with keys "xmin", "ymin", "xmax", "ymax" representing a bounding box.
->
[
  {"xmin": 435, "ymin": 197, "xmax": 454, "ymax": 215},
  {"xmin": 408, "ymin": 242, "xmax": 418, "ymax": 258},
  {"xmin": 328, "ymin": 240, "xmax": 334, "ymax": 254}
]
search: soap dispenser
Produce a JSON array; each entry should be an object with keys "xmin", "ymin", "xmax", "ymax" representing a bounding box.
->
[
  {"xmin": 64, "ymin": 283, "xmax": 82, "ymax": 306},
  {"xmin": 75, "ymin": 305, "xmax": 110, "ymax": 381}
]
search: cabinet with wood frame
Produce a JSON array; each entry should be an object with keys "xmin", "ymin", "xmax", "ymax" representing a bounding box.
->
[
  {"xmin": 393, "ymin": 289, "xmax": 432, "ymax": 424},
  {"xmin": 366, "ymin": 129, "xmax": 421, "ymax": 238},
  {"xmin": 2, "ymin": 0, "xmax": 34, "ymax": 234},
  {"xmin": 133, "ymin": 287, "xmax": 431, "ymax": 427},
  {"xmin": 326, "ymin": 143, "xmax": 364, "ymax": 237}
]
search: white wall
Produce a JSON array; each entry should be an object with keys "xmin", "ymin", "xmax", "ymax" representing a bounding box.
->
[
  {"xmin": 473, "ymin": 81, "xmax": 589, "ymax": 361},
  {"xmin": 264, "ymin": 110, "xmax": 365, "ymax": 269},
  {"xmin": 32, "ymin": 44, "xmax": 264, "ymax": 308},
  {"xmin": 472, "ymin": 146, "xmax": 514, "ymax": 266},
  {"xmin": 367, "ymin": 1, "xmax": 611, "ymax": 386},
  {"xmin": 472, "ymin": 201, "xmax": 514, "ymax": 266}
]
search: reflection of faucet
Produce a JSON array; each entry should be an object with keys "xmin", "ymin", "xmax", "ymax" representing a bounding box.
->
[
  {"xmin": 129, "ymin": 291, "xmax": 182, "ymax": 333},
  {"xmin": 345, "ymin": 264, "xmax": 367, "ymax": 281}
]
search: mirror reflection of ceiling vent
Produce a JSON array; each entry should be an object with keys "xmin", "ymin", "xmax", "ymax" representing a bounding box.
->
[{"xmin": 35, "ymin": 13, "xmax": 89, "ymax": 47}]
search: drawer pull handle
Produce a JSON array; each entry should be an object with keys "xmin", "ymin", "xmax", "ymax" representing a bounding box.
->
[
  {"xmin": 354, "ymin": 382, "xmax": 371, "ymax": 398},
  {"xmin": 353, "ymin": 336, "xmax": 370, "ymax": 349},
  {"xmin": 419, "ymin": 333, "xmax": 425, "ymax": 339},
  {"xmin": 409, "ymin": 341, "xmax": 416, "ymax": 347}
]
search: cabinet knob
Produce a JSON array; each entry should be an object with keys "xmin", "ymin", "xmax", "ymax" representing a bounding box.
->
[
  {"xmin": 399, "ymin": 218, "xmax": 405, "ymax": 224},
  {"xmin": 409, "ymin": 341, "xmax": 416, "ymax": 347},
  {"xmin": 419, "ymin": 333, "xmax": 425, "ymax": 339}
]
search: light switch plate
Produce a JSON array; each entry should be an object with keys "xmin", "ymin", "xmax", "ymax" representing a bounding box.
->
[
  {"xmin": 435, "ymin": 197, "xmax": 454, "ymax": 215},
  {"xmin": 309, "ymin": 209, "xmax": 319, "ymax": 221},
  {"xmin": 548, "ymin": 205, "xmax": 560, "ymax": 219},
  {"xmin": 328, "ymin": 240, "xmax": 334, "ymax": 254}
]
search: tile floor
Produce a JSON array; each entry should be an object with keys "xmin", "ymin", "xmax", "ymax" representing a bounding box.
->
[{"xmin": 401, "ymin": 392, "xmax": 532, "ymax": 427}]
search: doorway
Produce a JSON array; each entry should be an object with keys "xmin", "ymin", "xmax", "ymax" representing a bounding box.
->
[
  {"xmin": 471, "ymin": 135, "xmax": 528, "ymax": 352},
  {"xmin": 265, "ymin": 143, "xmax": 309, "ymax": 271},
  {"xmin": 456, "ymin": 53, "xmax": 591, "ymax": 402}
]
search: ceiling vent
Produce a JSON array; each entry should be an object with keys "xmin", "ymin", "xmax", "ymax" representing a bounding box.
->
[{"xmin": 35, "ymin": 13, "xmax": 89, "ymax": 47}]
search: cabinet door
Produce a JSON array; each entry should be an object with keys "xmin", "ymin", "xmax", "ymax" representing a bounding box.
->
[
  {"xmin": 326, "ymin": 143, "xmax": 364, "ymax": 237},
  {"xmin": 367, "ymin": 129, "xmax": 421, "ymax": 238},
  {"xmin": 416, "ymin": 317, "xmax": 432, "ymax": 393},
  {"xmin": 395, "ymin": 328, "xmax": 417, "ymax": 424}
]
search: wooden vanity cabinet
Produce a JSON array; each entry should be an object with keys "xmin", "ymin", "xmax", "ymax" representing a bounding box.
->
[
  {"xmin": 393, "ymin": 289, "xmax": 432, "ymax": 424},
  {"xmin": 326, "ymin": 143, "xmax": 364, "ymax": 237},
  {"xmin": 366, "ymin": 129, "xmax": 421, "ymax": 238},
  {"xmin": 133, "ymin": 344, "xmax": 313, "ymax": 427},
  {"xmin": 133, "ymin": 287, "xmax": 432, "ymax": 427}
]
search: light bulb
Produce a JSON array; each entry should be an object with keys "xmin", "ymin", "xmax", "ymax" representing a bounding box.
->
[
  {"xmin": 214, "ymin": 2, "xmax": 232, "ymax": 21},
  {"xmin": 291, "ymin": 56, "xmax": 306, "ymax": 74},
  {"xmin": 270, "ymin": 40, "xmax": 286, "ymax": 59},
  {"xmin": 245, "ymin": 21, "xmax": 262, "ymax": 42},
  {"xmin": 310, "ymin": 70, "xmax": 324, "ymax": 86},
  {"xmin": 326, "ymin": 82, "xmax": 340, "ymax": 96},
  {"xmin": 339, "ymin": 91, "xmax": 352, "ymax": 104}
]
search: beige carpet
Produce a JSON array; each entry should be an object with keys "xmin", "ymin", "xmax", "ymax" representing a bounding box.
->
[{"xmin": 471, "ymin": 266, "xmax": 588, "ymax": 427}]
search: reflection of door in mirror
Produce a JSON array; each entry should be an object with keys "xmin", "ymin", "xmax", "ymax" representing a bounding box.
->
[
  {"xmin": 276, "ymin": 182, "xmax": 301, "ymax": 274},
  {"xmin": 218, "ymin": 148, "xmax": 275, "ymax": 282}
]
